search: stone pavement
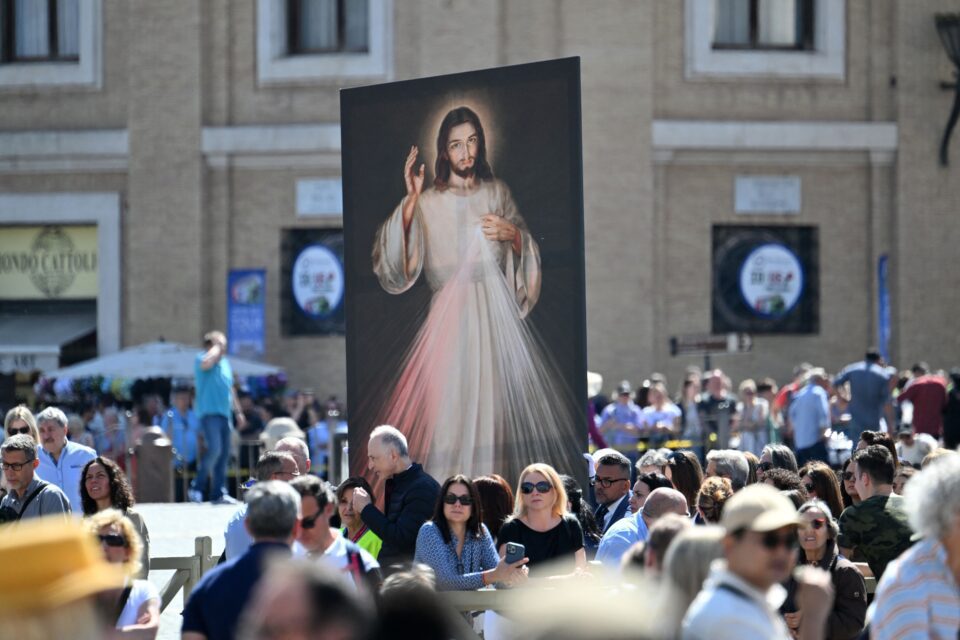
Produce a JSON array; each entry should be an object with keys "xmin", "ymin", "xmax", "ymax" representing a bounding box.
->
[{"xmin": 139, "ymin": 503, "xmax": 238, "ymax": 640}]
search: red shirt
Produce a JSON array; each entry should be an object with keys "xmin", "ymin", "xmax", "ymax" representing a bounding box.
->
[{"xmin": 899, "ymin": 375, "xmax": 947, "ymax": 437}]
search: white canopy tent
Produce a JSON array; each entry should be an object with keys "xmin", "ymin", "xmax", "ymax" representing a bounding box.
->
[{"xmin": 44, "ymin": 340, "xmax": 282, "ymax": 379}]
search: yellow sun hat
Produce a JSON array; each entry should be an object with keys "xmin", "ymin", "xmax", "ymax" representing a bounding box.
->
[{"xmin": 0, "ymin": 515, "xmax": 127, "ymax": 616}]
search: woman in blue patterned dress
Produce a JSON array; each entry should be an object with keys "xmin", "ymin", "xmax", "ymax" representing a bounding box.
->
[{"xmin": 414, "ymin": 474, "xmax": 528, "ymax": 590}]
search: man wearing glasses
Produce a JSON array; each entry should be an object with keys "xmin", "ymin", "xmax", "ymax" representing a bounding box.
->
[
  {"xmin": 682, "ymin": 484, "xmax": 830, "ymax": 640},
  {"xmin": 592, "ymin": 451, "xmax": 633, "ymax": 534},
  {"xmin": 0, "ymin": 434, "xmax": 70, "ymax": 522}
]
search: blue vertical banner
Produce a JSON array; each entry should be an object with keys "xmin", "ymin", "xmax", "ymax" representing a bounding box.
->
[
  {"xmin": 227, "ymin": 269, "xmax": 266, "ymax": 358},
  {"xmin": 877, "ymin": 254, "xmax": 890, "ymax": 363}
]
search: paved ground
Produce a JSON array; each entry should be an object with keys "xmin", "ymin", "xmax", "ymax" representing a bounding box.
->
[{"xmin": 139, "ymin": 503, "xmax": 238, "ymax": 640}]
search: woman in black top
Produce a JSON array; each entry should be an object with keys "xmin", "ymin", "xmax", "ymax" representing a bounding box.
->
[{"xmin": 497, "ymin": 463, "xmax": 585, "ymax": 577}]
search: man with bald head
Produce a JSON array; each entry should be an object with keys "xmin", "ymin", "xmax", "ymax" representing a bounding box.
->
[
  {"xmin": 595, "ymin": 487, "xmax": 689, "ymax": 568},
  {"xmin": 275, "ymin": 437, "xmax": 311, "ymax": 476}
]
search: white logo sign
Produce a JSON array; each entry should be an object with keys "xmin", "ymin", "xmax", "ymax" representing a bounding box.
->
[
  {"xmin": 292, "ymin": 245, "xmax": 344, "ymax": 318},
  {"xmin": 739, "ymin": 244, "xmax": 803, "ymax": 317}
]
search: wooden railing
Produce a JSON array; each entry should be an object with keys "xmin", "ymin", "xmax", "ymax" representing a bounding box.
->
[{"xmin": 149, "ymin": 537, "xmax": 218, "ymax": 612}]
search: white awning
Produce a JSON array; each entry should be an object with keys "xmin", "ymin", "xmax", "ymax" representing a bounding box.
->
[{"xmin": 0, "ymin": 313, "xmax": 96, "ymax": 373}]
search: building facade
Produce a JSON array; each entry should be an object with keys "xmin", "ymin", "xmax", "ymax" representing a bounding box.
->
[{"xmin": 0, "ymin": 0, "xmax": 957, "ymax": 404}]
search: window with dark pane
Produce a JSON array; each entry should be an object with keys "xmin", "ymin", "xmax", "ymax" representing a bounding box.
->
[
  {"xmin": 0, "ymin": 0, "xmax": 79, "ymax": 63},
  {"xmin": 288, "ymin": 0, "xmax": 369, "ymax": 55},
  {"xmin": 713, "ymin": 0, "xmax": 815, "ymax": 51}
]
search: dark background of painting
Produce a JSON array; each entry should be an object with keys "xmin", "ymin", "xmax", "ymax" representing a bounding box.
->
[
  {"xmin": 712, "ymin": 225, "xmax": 820, "ymax": 334},
  {"xmin": 341, "ymin": 58, "xmax": 587, "ymax": 480}
]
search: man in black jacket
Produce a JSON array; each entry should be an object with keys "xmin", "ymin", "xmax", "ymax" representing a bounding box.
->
[{"xmin": 351, "ymin": 425, "xmax": 440, "ymax": 570}]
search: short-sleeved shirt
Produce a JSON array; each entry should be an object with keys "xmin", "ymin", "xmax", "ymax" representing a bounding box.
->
[
  {"xmin": 194, "ymin": 353, "xmax": 234, "ymax": 418},
  {"xmin": 837, "ymin": 493, "xmax": 912, "ymax": 579},
  {"xmin": 834, "ymin": 362, "xmax": 891, "ymax": 434},
  {"xmin": 161, "ymin": 407, "xmax": 200, "ymax": 465},
  {"xmin": 898, "ymin": 375, "xmax": 947, "ymax": 437},
  {"xmin": 343, "ymin": 525, "xmax": 382, "ymax": 559},
  {"xmin": 642, "ymin": 403, "xmax": 682, "ymax": 428},
  {"xmin": 497, "ymin": 515, "xmax": 583, "ymax": 577},
  {"xmin": 116, "ymin": 579, "xmax": 159, "ymax": 629},
  {"xmin": 0, "ymin": 477, "xmax": 71, "ymax": 520},
  {"xmin": 788, "ymin": 383, "xmax": 830, "ymax": 450}
]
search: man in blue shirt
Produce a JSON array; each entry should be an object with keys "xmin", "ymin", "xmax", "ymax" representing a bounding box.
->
[
  {"xmin": 788, "ymin": 368, "xmax": 831, "ymax": 467},
  {"xmin": 161, "ymin": 384, "xmax": 200, "ymax": 471},
  {"xmin": 35, "ymin": 406, "xmax": 96, "ymax": 515},
  {"xmin": 834, "ymin": 349, "xmax": 894, "ymax": 443},
  {"xmin": 192, "ymin": 331, "xmax": 245, "ymax": 503},
  {"xmin": 599, "ymin": 381, "xmax": 646, "ymax": 448},
  {"xmin": 182, "ymin": 480, "xmax": 300, "ymax": 640},
  {"xmin": 595, "ymin": 487, "xmax": 688, "ymax": 568}
]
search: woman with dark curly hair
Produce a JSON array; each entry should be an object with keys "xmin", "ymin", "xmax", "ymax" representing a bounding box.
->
[{"xmin": 81, "ymin": 456, "xmax": 150, "ymax": 577}]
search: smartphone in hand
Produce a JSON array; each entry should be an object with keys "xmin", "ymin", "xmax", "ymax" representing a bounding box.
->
[{"xmin": 504, "ymin": 542, "xmax": 525, "ymax": 565}]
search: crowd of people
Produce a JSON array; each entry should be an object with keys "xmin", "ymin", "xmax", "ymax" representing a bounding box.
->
[{"xmin": 2, "ymin": 345, "xmax": 960, "ymax": 639}]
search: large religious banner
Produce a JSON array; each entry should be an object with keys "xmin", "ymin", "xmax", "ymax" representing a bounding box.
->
[{"xmin": 341, "ymin": 58, "xmax": 587, "ymax": 487}]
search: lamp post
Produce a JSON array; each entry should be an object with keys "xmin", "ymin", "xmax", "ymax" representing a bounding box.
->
[{"xmin": 935, "ymin": 13, "xmax": 960, "ymax": 166}]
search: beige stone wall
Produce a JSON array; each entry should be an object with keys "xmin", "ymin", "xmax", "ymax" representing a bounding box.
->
[{"xmin": 3, "ymin": 0, "xmax": 959, "ymax": 402}]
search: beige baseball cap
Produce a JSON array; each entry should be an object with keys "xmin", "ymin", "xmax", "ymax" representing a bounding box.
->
[{"xmin": 720, "ymin": 483, "xmax": 801, "ymax": 533}]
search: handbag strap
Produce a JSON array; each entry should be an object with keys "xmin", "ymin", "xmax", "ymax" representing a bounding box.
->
[{"xmin": 16, "ymin": 481, "xmax": 49, "ymax": 520}]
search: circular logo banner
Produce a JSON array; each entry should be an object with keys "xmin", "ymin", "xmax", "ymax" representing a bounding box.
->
[
  {"xmin": 292, "ymin": 244, "xmax": 344, "ymax": 318},
  {"xmin": 738, "ymin": 243, "xmax": 804, "ymax": 317}
]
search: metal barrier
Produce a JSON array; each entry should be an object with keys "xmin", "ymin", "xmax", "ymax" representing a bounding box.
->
[{"xmin": 149, "ymin": 536, "xmax": 218, "ymax": 612}]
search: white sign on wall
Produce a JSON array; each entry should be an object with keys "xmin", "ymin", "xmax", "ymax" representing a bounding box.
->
[
  {"xmin": 738, "ymin": 243, "xmax": 804, "ymax": 317},
  {"xmin": 735, "ymin": 175, "xmax": 801, "ymax": 215},
  {"xmin": 296, "ymin": 178, "xmax": 343, "ymax": 217}
]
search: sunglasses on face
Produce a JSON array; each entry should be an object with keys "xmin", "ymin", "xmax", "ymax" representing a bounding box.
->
[
  {"xmin": 800, "ymin": 517, "xmax": 826, "ymax": 531},
  {"xmin": 802, "ymin": 483, "xmax": 815, "ymax": 492},
  {"xmin": 301, "ymin": 512, "xmax": 322, "ymax": 530},
  {"xmin": 757, "ymin": 531, "xmax": 798, "ymax": 551},
  {"xmin": 591, "ymin": 477, "xmax": 628, "ymax": 488},
  {"xmin": 1, "ymin": 459, "xmax": 34, "ymax": 472},
  {"xmin": 842, "ymin": 472, "xmax": 855, "ymax": 481},
  {"xmin": 6, "ymin": 427, "xmax": 30, "ymax": 436},
  {"xmin": 99, "ymin": 534, "xmax": 127, "ymax": 548},
  {"xmin": 758, "ymin": 462, "xmax": 773, "ymax": 472},
  {"xmin": 443, "ymin": 494, "xmax": 473, "ymax": 506},
  {"xmin": 520, "ymin": 481, "xmax": 552, "ymax": 494}
]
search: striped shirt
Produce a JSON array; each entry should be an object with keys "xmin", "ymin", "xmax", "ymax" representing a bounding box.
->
[{"xmin": 871, "ymin": 538, "xmax": 960, "ymax": 640}]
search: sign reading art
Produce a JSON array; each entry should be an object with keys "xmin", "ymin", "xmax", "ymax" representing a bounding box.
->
[{"xmin": 0, "ymin": 226, "xmax": 98, "ymax": 299}]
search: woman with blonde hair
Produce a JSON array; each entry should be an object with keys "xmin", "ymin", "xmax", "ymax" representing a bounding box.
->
[
  {"xmin": 695, "ymin": 476, "xmax": 734, "ymax": 524},
  {"xmin": 496, "ymin": 463, "xmax": 586, "ymax": 577},
  {"xmin": 4, "ymin": 405, "xmax": 39, "ymax": 443},
  {"xmin": 86, "ymin": 509, "xmax": 160, "ymax": 638}
]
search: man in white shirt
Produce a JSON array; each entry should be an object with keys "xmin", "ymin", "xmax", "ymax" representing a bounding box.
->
[
  {"xmin": 895, "ymin": 425, "xmax": 938, "ymax": 468},
  {"xmin": 35, "ymin": 406, "xmax": 96, "ymax": 514},
  {"xmin": 291, "ymin": 475, "xmax": 381, "ymax": 593},
  {"xmin": 682, "ymin": 484, "xmax": 832, "ymax": 640}
]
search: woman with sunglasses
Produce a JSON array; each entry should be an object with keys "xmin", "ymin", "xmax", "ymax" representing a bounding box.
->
[
  {"xmin": 86, "ymin": 508, "xmax": 160, "ymax": 638},
  {"xmin": 781, "ymin": 500, "xmax": 867, "ymax": 640},
  {"xmin": 414, "ymin": 474, "xmax": 528, "ymax": 590},
  {"xmin": 80, "ymin": 456, "xmax": 151, "ymax": 578},
  {"xmin": 839, "ymin": 458, "xmax": 861, "ymax": 508},
  {"xmin": 4, "ymin": 405, "xmax": 39, "ymax": 443},
  {"xmin": 799, "ymin": 461, "xmax": 845, "ymax": 519},
  {"xmin": 497, "ymin": 463, "xmax": 586, "ymax": 578}
]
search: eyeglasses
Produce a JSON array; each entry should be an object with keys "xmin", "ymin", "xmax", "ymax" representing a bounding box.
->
[
  {"xmin": 443, "ymin": 494, "xmax": 473, "ymax": 506},
  {"xmin": 98, "ymin": 534, "xmax": 127, "ymax": 548},
  {"xmin": 757, "ymin": 462, "xmax": 774, "ymax": 472},
  {"xmin": 301, "ymin": 512, "xmax": 322, "ymax": 530},
  {"xmin": 842, "ymin": 472, "xmax": 855, "ymax": 481},
  {"xmin": 0, "ymin": 459, "xmax": 34, "ymax": 472},
  {"xmin": 520, "ymin": 481, "xmax": 552, "ymax": 494},
  {"xmin": 758, "ymin": 531, "xmax": 798, "ymax": 551},
  {"xmin": 6, "ymin": 427, "xmax": 30, "ymax": 436},
  {"xmin": 590, "ymin": 477, "xmax": 629, "ymax": 488},
  {"xmin": 800, "ymin": 518, "xmax": 826, "ymax": 531},
  {"xmin": 802, "ymin": 483, "xmax": 815, "ymax": 492}
]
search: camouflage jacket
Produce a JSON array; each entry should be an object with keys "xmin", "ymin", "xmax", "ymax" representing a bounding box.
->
[{"xmin": 837, "ymin": 493, "xmax": 913, "ymax": 580}]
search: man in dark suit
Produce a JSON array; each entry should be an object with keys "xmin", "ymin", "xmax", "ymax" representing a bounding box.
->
[
  {"xmin": 351, "ymin": 425, "xmax": 440, "ymax": 570},
  {"xmin": 592, "ymin": 451, "xmax": 632, "ymax": 534}
]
